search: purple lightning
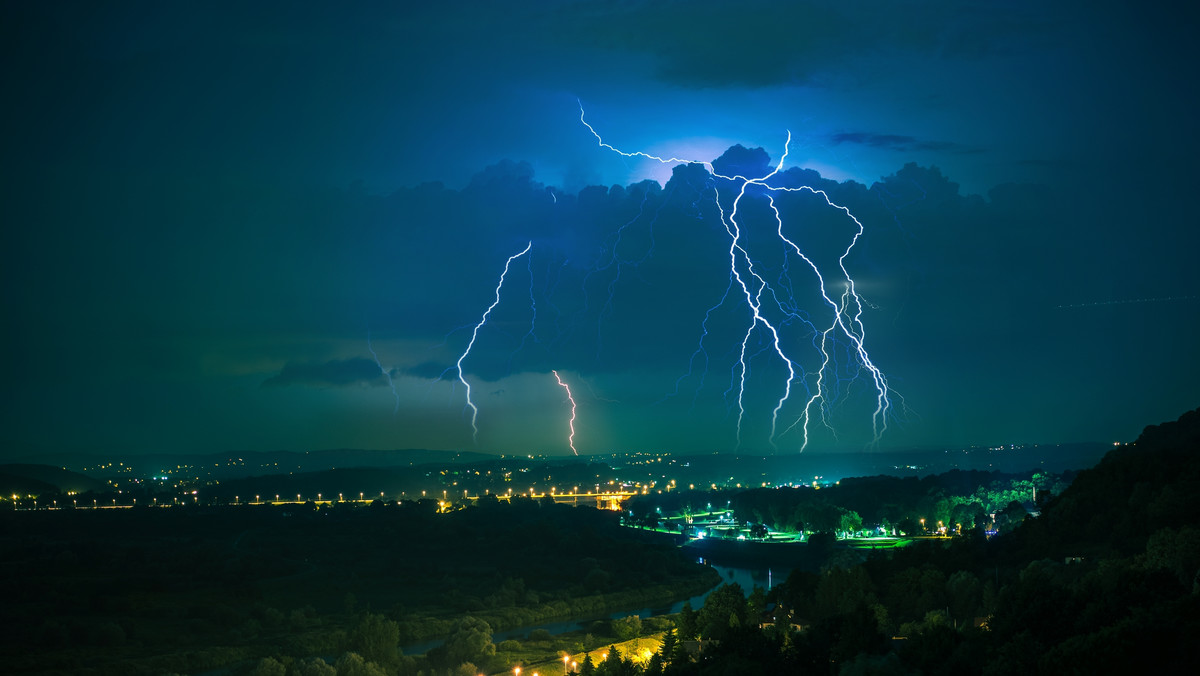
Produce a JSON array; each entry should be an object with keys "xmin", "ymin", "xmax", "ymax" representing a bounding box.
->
[
  {"xmin": 456, "ymin": 241, "xmax": 533, "ymax": 443},
  {"xmin": 552, "ymin": 369, "xmax": 578, "ymax": 455},
  {"xmin": 579, "ymin": 102, "xmax": 893, "ymax": 450}
]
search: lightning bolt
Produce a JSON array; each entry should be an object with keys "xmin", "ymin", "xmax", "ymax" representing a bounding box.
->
[
  {"xmin": 580, "ymin": 103, "xmax": 892, "ymax": 450},
  {"xmin": 367, "ymin": 330, "xmax": 400, "ymax": 415},
  {"xmin": 552, "ymin": 369, "xmax": 578, "ymax": 455},
  {"xmin": 456, "ymin": 241, "xmax": 533, "ymax": 443}
]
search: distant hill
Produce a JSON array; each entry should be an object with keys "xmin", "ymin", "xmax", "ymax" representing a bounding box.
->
[
  {"xmin": 0, "ymin": 464, "xmax": 107, "ymax": 496},
  {"xmin": 10, "ymin": 448, "xmax": 497, "ymax": 481}
]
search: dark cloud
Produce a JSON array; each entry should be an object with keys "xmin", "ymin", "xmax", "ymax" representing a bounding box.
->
[
  {"xmin": 1017, "ymin": 158, "xmax": 1078, "ymax": 168},
  {"xmin": 831, "ymin": 132, "xmax": 961, "ymax": 154},
  {"xmin": 560, "ymin": 0, "xmax": 1059, "ymax": 89},
  {"xmin": 712, "ymin": 145, "xmax": 773, "ymax": 178},
  {"xmin": 264, "ymin": 358, "xmax": 389, "ymax": 389},
  {"xmin": 405, "ymin": 361, "xmax": 456, "ymax": 380}
]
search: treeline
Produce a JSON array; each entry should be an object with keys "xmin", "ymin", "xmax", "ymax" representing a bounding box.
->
[
  {"xmin": 0, "ymin": 496, "xmax": 717, "ymax": 675},
  {"xmin": 627, "ymin": 467, "xmax": 1073, "ymax": 536},
  {"xmin": 731, "ymin": 468, "xmax": 1070, "ymax": 535}
]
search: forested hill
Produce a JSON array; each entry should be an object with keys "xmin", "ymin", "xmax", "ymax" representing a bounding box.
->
[
  {"xmin": 0, "ymin": 464, "xmax": 105, "ymax": 496},
  {"xmin": 750, "ymin": 410, "xmax": 1200, "ymax": 675},
  {"xmin": 1014, "ymin": 406, "xmax": 1200, "ymax": 560}
]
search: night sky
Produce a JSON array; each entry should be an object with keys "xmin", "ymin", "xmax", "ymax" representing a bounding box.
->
[{"xmin": 4, "ymin": 1, "xmax": 1198, "ymax": 459}]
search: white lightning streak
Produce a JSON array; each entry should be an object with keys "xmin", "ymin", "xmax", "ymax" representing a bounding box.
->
[
  {"xmin": 552, "ymin": 369, "xmax": 578, "ymax": 455},
  {"xmin": 456, "ymin": 242, "xmax": 533, "ymax": 443}
]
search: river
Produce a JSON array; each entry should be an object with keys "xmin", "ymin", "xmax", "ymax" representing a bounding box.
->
[{"xmin": 401, "ymin": 560, "xmax": 777, "ymax": 655}]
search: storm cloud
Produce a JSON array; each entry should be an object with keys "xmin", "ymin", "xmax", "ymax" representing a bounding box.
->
[
  {"xmin": 264, "ymin": 358, "xmax": 390, "ymax": 389},
  {"xmin": 3, "ymin": 1, "xmax": 1196, "ymax": 458}
]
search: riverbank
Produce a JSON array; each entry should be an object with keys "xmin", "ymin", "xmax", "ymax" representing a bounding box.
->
[
  {"xmin": 682, "ymin": 535, "xmax": 824, "ymax": 570},
  {"xmin": 400, "ymin": 569, "xmax": 719, "ymax": 654}
]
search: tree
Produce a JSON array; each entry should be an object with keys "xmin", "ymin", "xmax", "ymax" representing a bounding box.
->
[
  {"xmin": 443, "ymin": 616, "xmax": 496, "ymax": 668},
  {"xmin": 677, "ymin": 602, "xmax": 698, "ymax": 640},
  {"xmin": 659, "ymin": 628, "xmax": 677, "ymax": 665},
  {"xmin": 349, "ymin": 613, "xmax": 400, "ymax": 671},
  {"xmin": 839, "ymin": 510, "xmax": 863, "ymax": 538},
  {"xmin": 596, "ymin": 644, "xmax": 624, "ymax": 676},
  {"xmin": 334, "ymin": 653, "xmax": 388, "ymax": 676},
  {"xmin": 294, "ymin": 657, "xmax": 336, "ymax": 676},
  {"xmin": 1144, "ymin": 525, "xmax": 1200, "ymax": 586},
  {"xmin": 814, "ymin": 567, "xmax": 874, "ymax": 619},
  {"xmin": 747, "ymin": 585, "xmax": 768, "ymax": 622},
  {"xmin": 249, "ymin": 657, "xmax": 286, "ymax": 676},
  {"xmin": 698, "ymin": 583, "xmax": 747, "ymax": 640},
  {"xmin": 999, "ymin": 500, "xmax": 1028, "ymax": 530},
  {"xmin": 612, "ymin": 615, "xmax": 642, "ymax": 641},
  {"xmin": 946, "ymin": 570, "xmax": 981, "ymax": 626}
]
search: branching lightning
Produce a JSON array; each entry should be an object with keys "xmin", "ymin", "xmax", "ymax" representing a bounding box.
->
[
  {"xmin": 580, "ymin": 103, "xmax": 892, "ymax": 450},
  {"xmin": 367, "ymin": 330, "xmax": 400, "ymax": 415},
  {"xmin": 552, "ymin": 369, "xmax": 579, "ymax": 455},
  {"xmin": 455, "ymin": 242, "xmax": 533, "ymax": 443}
]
